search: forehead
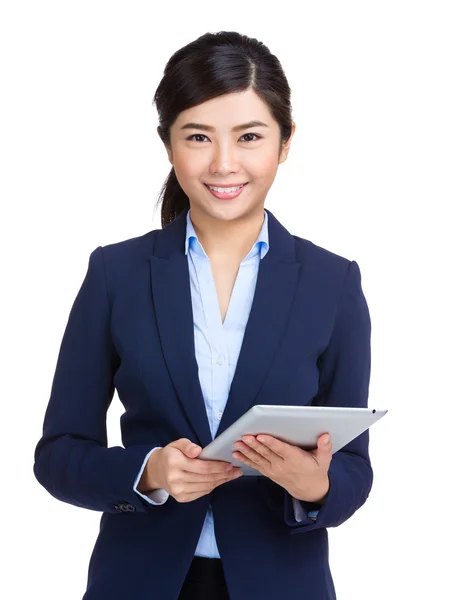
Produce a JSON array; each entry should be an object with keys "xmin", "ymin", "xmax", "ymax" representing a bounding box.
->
[{"xmin": 173, "ymin": 89, "xmax": 274, "ymax": 130}]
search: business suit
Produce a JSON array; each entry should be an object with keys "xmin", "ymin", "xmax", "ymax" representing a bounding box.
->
[
  {"xmin": 133, "ymin": 207, "xmax": 318, "ymax": 536},
  {"xmin": 34, "ymin": 206, "xmax": 373, "ymax": 599}
]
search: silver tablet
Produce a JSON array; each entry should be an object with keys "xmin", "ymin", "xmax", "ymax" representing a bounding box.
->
[{"xmin": 199, "ymin": 404, "xmax": 388, "ymax": 476}]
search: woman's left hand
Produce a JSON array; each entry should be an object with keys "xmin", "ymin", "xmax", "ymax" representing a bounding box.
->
[{"xmin": 232, "ymin": 433, "xmax": 332, "ymax": 503}]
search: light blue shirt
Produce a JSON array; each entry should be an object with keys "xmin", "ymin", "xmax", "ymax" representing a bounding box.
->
[{"xmin": 132, "ymin": 208, "xmax": 318, "ymax": 558}]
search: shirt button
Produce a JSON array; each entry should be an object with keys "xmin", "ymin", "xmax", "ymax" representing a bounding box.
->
[
  {"xmin": 216, "ymin": 356, "xmax": 224, "ymax": 365},
  {"xmin": 217, "ymin": 411, "xmax": 223, "ymax": 420}
]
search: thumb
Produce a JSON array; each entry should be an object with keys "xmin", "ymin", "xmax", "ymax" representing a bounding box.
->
[
  {"xmin": 312, "ymin": 434, "xmax": 332, "ymax": 461},
  {"xmin": 187, "ymin": 444, "xmax": 202, "ymax": 457},
  {"xmin": 319, "ymin": 434, "xmax": 332, "ymax": 453},
  {"xmin": 180, "ymin": 439, "xmax": 202, "ymax": 457}
]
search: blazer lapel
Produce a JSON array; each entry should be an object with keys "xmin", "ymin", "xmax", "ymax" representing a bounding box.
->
[{"xmin": 149, "ymin": 207, "xmax": 302, "ymax": 449}]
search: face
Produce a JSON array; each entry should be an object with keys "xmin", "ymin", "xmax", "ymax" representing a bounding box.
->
[{"xmin": 160, "ymin": 88, "xmax": 295, "ymax": 223}]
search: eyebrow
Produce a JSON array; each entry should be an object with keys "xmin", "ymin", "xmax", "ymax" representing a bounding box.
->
[{"xmin": 179, "ymin": 120, "xmax": 269, "ymax": 133}]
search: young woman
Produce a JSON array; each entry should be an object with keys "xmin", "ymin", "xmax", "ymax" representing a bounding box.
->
[{"xmin": 34, "ymin": 31, "xmax": 373, "ymax": 600}]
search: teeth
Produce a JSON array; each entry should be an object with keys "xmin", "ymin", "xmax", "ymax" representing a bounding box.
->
[{"xmin": 208, "ymin": 184, "xmax": 244, "ymax": 193}]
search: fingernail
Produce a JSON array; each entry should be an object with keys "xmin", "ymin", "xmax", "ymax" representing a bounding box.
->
[
  {"xmin": 323, "ymin": 435, "xmax": 330, "ymax": 444},
  {"xmin": 226, "ymin": 464, "xmax": 233, "ymax": 471}
]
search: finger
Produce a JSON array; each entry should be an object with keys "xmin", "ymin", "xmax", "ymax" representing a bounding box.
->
[
  {"xmin": 255, "ymin": 434, "xmax": 295, "ymax": 458},
  {"xmin": 231, "ymin": 451, "xmax": 265, "ymax": 476},
  {"xmin": 311, "ymin": 433, "xmax": 332, "ymax": 461},
  {"xmin": 233, "ymin": 441, "xmax": 269, "ymax": 467},
  {"xmin": 182, "ymin": 467, "xmax": 242, "ymax": 483},
  {"xmin": 184, "ymin": 457, "xmax": 235, "ymax": 475},
  {"xmin": 236, "ymin": 438, "xmax": 279, "ymax": 470},
  {"xmin": 181, "ymin": 472, "xmax": 241, "ymax": 501},
  {"xmin": 240, "ymin": 436, "xmax": 281, "ymax": 462},
  {"xmin": 171, "ymin": 475, "xmax": 237, "ymax": 502},
  {"xmin": 318, "ymin": 433, "xmax": 332, "ymax": 452}
]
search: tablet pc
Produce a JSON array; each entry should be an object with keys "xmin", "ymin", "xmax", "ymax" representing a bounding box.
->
[{"xmin": 199, "ymin": 404, "xmax": 387, "ymax": 476}]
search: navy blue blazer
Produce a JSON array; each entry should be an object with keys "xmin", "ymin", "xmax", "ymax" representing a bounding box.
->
[{"xmin": 34, "ymin": 207, "xmax": 373, "ymax": 600}]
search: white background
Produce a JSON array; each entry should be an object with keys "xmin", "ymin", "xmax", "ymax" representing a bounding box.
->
[{"xmin": 1, "ymin": 1, "xmax": 448, "ymax": 598}]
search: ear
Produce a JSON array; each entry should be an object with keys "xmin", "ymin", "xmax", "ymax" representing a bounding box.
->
[
  {"xmin": 156, "ymin": 126, "xmax": 174, "ymax": 165},
  {"xmin": 278, "ymin": 121, "xmax": 296, "ymax": 165},
  {"xmin": 165, "ymin": 146, "xmax": 173, "ymax": 165}
]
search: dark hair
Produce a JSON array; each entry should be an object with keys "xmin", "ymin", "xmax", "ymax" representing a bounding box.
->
[{"xmin": 152, "ymin": 31, "xmax": 293, "ymax": 228}]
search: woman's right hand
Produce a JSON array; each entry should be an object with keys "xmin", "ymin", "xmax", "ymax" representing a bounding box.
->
[{"xmin": 143, "ymin": 438, "xmax": 243, "ymax": 503}]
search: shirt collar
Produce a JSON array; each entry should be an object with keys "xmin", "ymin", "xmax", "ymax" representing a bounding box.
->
[{"xmin": 184, "ymin": 208, "xmax": 269, "ymax": 261}]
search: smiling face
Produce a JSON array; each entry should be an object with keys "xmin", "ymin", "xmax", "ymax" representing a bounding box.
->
[{"xmin": 161, "ymin": 88, "xmax": 295, "ymax": 224}]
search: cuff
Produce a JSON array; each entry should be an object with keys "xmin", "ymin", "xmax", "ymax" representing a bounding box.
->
[
  {"xmin": 133, "ymin": 447, "xmax": 169, "ymax": 506},
  {"xmin": 292, "ymin": 497, "xmax": 320, "ymax": 522}
]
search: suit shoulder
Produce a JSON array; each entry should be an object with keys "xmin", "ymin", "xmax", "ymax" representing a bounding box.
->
[
  {"xmin": 96, "ymin": 228, "xmax": 161, "ymax": 262},
  {"xmin": 290, "ymin": 234, "xmax": 361, "ymax": 300},
  {"xmin": 292, "ymin": 234, "xmax": 352, "ymax": 272}
]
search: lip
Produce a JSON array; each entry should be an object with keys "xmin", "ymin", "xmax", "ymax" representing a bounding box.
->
[
  {"xmin": 204, "ymin": 183, "xmax": 248, "ymax": 188},
  {"xmin": 204, "ymin": 182, "xmax": 248, "ymax": 200}
]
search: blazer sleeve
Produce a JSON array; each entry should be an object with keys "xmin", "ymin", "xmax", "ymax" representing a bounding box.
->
[
  {"xmin": 284, "ymin": 259, "xmax": 374, "ymax": 534},
  {"xmin": 33, "ymin": 246, "xmax": 163, "ymax": 514}
]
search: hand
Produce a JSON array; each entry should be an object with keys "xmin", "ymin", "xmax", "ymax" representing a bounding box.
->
[
  {"xmin": 232, "ymin": 433, "xmax": 332, "ymax": 503},
  {"xmin": 142, "ymin": 438, "xmax": 243, "ymax": 503}
]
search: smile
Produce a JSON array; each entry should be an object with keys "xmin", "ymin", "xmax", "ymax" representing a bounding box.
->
[
  {"xmin": 204, "ymin": 182, "xmax": 248, "ymax": 200},
  {"xmin": 207, "ymin": 184, "xmax": 245, "ymax": 193}
]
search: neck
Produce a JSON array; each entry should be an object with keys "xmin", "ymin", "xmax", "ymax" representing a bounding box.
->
[{"xmin": 189, "ymin": 207, "xmax": 265, "ymax": 261}]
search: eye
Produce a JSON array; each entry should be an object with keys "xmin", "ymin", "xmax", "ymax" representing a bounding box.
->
[
  {"xmin": 186, "ymin": 133, "xmax": 262, "ymax": 143},
  {"xmin": 241, "ymin": 133, "xmax": 262, "ymax": 142},
  {"xmin": 186, "ymin": 134, "xmax": 208, "ymax": 143}
]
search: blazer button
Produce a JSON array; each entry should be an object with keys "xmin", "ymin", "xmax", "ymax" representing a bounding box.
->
[{"xmin": 114, "ymin": 503, "xmax": 135, "ymax": 512}]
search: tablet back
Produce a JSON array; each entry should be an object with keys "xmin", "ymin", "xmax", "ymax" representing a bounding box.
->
[{"xmin": 199, "ymin": 404, "xmax": 387, "ymax": 475}]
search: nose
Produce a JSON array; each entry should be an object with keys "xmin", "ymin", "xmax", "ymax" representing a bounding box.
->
[{"xmin": 209, "ymin": 141, "xmax": 240, "ymax": 176}]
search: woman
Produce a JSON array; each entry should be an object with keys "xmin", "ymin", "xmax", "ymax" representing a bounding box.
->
[{"xmin": 34, "ymin": 31, "xmax": 373, "ymax": 599}]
